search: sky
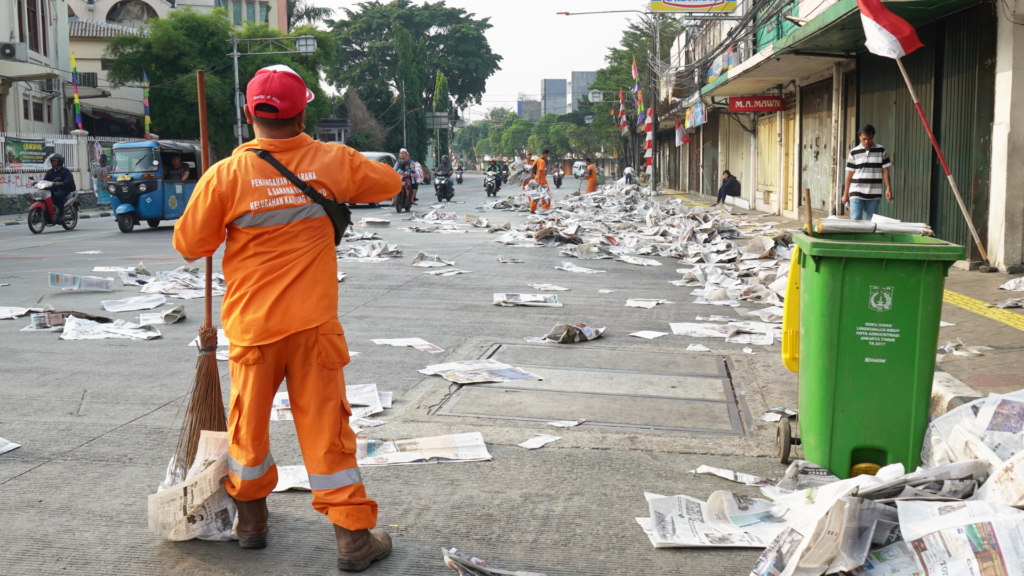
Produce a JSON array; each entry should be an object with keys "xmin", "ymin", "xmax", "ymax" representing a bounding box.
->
[{"xmin": 317, "ymin": 0, "xmax": 651, "ymax": 123}]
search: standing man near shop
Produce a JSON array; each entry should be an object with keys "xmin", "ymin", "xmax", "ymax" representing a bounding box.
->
[
  {"xmin": 172, "ymin": 65, "xmax": 400, "ymax": 572},
  {"xmin": 842, "ymin": 124, "xmax": 893, "ymax": 221}
]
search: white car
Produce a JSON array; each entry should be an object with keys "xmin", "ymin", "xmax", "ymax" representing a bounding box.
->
[
  {"xmin": 572, "ymin": 160, "xmax": 588, "ymax": 179},
  {"xmin": 357, "ymin": 151, "xmax": 398, "ymax": 206}
]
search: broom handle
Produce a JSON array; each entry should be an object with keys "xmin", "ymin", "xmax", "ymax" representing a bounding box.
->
[{"xmin": 197, "ymin": 70, "xmax": 212, "ymax": 330}]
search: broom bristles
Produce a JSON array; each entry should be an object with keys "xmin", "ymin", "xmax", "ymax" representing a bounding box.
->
[{"xmin": 170, "ymin": 324, "xmax": 226, "ymax": 484}]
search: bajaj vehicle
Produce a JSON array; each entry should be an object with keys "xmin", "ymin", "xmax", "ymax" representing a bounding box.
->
[{"xmin": 106, "ymin": 141, "xmax": 203, "ymax": 233}]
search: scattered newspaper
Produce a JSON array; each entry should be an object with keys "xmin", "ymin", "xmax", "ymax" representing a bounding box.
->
[
  {"xmin": 148, "ymin": 430, "xmax": 236, "ymax": 541},
  {"xmin": 272, "ymin": 465, "xmax": 311, "ymax": 492},
  {"xmin": 443, "ymin": 547, "xmax": 549, "ymax": 576},
  {"xmin": 686, "ymin": 344, "xmax": 710, "ymax": 351},
  {"xmin": 372, "ymin": 337, "xmax": 444, "ymax": 353},
  {"xmin": 411, "ymin": 252, "xmax": 454, "ymax": 267},
  {"xmin": 554, "ymin": 261, "xmax": 605, "ymax": 274},
  {"xmin": 690, "ymin": 465, "xmax": 776, "ymax": 487},
  {"xmin": 493, "ymin": 293, "xmax": 562, "ymax": 307},
  {"xmin": 423, "ymin": 269, "xmax": 471, "ymax": 276},
  {"xmin": 629, "ymin": 331, "xmax": 668, "ymax": 339},
  {"xmin": 359, "ymin": 217, "xmax": 390, "ymax": 228},
  {"xmin": 61, "ymin": 316, "xmax": 161, "ymax": 341},
  {"xmin": 347, "ymin": 383, "xmax": 384, "ymax": 419},
  {"xmin": 619, "ymin": 255, "xmax": 662, "ymax": 266},
  {"xmin": 356, "ymin": 432, "xmax": 491, "ymax": 466},
  {"xmin": 497, "ymin": 256, "xmax": 525, "ymax": 264},
  {"xmin": 139, "ymin": 305, "xmax": 186, "ymax": 325},
  {"xmin": 270, "ymin": 391, "xmax": 292, "ymax": 420},
  {"xmin": 188, "ymin": 329, "xmax": 229, "ymax": 361},
  {"xmin": 48, "ymin": 273, "xmax": 114, "ymax": 292},
  {"xmin": 101, "ymin": 295, "xmax": 168, "ymax": 312},
  {"xmin": 625, "ymin": 299, "xmax": 672, "ymax": 309},
  {"xmin": 517, "ymin": 434, "xmax": 560, "ymax": 449},
  {"xmin": 759, "ymin": 408, "xmax": 798, "ymax": 422},
  {"xmin": 642, "ymin": 492, "xmax": 768, "ymax": 548},
  {"xmin": 419, "ymin": 359, "xmax": 542, "ymax": 384},
  {"xmin": 540, "ymin": 322, "xmax": 605, "ymax": 343},
  {"xmin": 0, "ymin": 304, "xmax": 52, "ymax": 320},
  {"xmin": 527, "ymin": 284, "xmax": 567, "ymax": 291},
  {"xmin": 0, "ymin": 437, "xmax": 21, "ymax": 455},
  {"xmin": 548, "ymin": 419, "xmax": 586, "ymax": 428}
]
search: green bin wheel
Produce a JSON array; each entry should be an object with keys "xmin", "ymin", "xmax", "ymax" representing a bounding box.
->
[{"xmin": 777, "ymin": 418, "xmax": 792, "ymax": 464}]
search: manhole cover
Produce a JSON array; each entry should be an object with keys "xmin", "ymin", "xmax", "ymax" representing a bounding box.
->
[{"xmin": 435, "ymin": 344, "xmax": 745, "ymax": 435}]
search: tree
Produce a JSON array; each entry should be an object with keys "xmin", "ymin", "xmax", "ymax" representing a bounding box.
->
[
  {"xmin": 499, "ymin": 117, "xmax": 533, "ymax": 158},
  {"xmin": 287, "ymin": 0, "xmax": 333, "ymax": 30},
  {"xmin": 452, "ymin": 120, "xmax": 490, "ymax": 160},
  {"xmin": 394, "ymin": 21, "xmax": 427, "ymax": 162},
  {"xmin": 344, "ymin": 89, "xmax": 390, "ymax": 151},
  {"xmin": 433, "ymin": 70, "xmax": 449, "ymax": 165},
  {"xmin": 474, "ymin": 137, "xmax": 493, "ymax": 158},
  {"xmin": 488, "ymin": 106, "xmax": 513, "ymax": 123},
  {"xmin": 327, "ymin": 1, "xmax": 502, "ymax": 110},
  {"xmin": 105, "ymin": 9, "xmax": 335, "ymax": 156}
]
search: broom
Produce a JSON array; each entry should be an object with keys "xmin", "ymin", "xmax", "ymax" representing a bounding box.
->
[{"xmin": 169, "ymin": 69, "xmax": 227, "ymax": 483}]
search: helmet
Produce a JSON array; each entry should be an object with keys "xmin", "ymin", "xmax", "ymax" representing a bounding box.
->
[
  {"xmin": 442, "ymin": 155, "xmax": 449, "ymax": 162},
  {"xmin": 50, "ymin": 153, "xmax": 65, "ymax": 164}
]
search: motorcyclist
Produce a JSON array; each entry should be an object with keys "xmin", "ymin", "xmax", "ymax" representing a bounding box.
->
[
  {"xmin": 435, "ymin": 155, "xmax": 454, "ymax": 197},
  {"xmin": 484, "ymin": 157, "xmax": 502, "ymax": 193},
  {"xmin": 394, "ymin": 148, "xmax": 419, "ymax": 203},
  {"xmin": 43, "ymin": 153, "xmax": 76, "ymax": 222}
]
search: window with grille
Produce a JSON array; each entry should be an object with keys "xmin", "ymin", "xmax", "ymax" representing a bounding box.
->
[
  {"xmin": 32, "ymin": 101, "xmax": 44, "ymax": 122},
  {"xmin": 27, "ymin": 0, "xmax": 39, "ymax": 53},
  {"xmin": 259, "ymin": 2, "xmax": 268, "ymax": 23},
  {"xmin": 23, "ymin": 99, "xmax": 29, "ymax": 120},
  {"xmin": 101, "ymin": 59, "xmax": 114, "ymax": 71},
  {"xmin": 233, "ymin": 1, "xmax": 242, "ymax": 24},
  {"xmin": 39, "ymin": 0, "xmax": 47, "ymax": 56},
  {"xmin": 80, "ymin": 72, "xmax": 98, "ymax": 88},
  {"xmin": 246, "ymin": 1, "xmax": 255, "ymax": 22}
]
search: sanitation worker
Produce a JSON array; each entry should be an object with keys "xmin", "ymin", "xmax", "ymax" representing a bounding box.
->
[
  {"xmin": 528, "ymin": 149, "xmax": 553, "ymax": 212},
  {"xmin": 584, "ymin": 157, "xmax": 598, "ymax": 193},
  {"xmin": 172, "ymin": 64, "xmax": 400, "ymax": 572}
]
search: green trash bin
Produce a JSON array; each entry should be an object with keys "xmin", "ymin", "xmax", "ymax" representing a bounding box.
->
[{"xmin": 792, "ymin": 232, "xmax": 964, "ymax": 478}]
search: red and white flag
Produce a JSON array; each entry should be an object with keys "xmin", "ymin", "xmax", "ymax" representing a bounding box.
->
[
  {"xmin": 674, "ymin": 117, "xmax": 684, "ymax": 147},
  {"xmin": 856, "ymin": 0, "xmax": 923, "ymax": 59}
]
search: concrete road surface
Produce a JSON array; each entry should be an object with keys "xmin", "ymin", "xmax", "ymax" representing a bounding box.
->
[{"xmin": 0, "ymin": 171, "xmax": 799, "ymax": 575}]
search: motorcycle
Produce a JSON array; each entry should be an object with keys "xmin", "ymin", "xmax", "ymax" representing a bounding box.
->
[
  {"xmin": 500, "ymin": 167, "xmax": 509, "ymax": 184},
  {"xmin": 27, "ymin": 179, "xmax": 79, "ymax": 234},
  {"xmin": 553, "ymin": 171, "xmax": 563, "ymax": 189},
  {"xmin": 393, "ymin": 172, "xmax": 414, "ymax": 213},
  {"xmin": 434, "ymin": 171, "xmax": 454, "ymax": 202},
  {"xmin": 483, "ymin": 172, "xmax": 500, "ymax": 197},
  {"xmin": 455, "ymin": 169, "xmax": 463, "ymax": 185}
]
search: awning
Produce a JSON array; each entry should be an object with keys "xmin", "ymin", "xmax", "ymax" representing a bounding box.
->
[
  {"xmin": 64, "ymin": 85, "xmax": 111, "ymax": 99},
  {"xmin": 80, "ymin": 103, "xmax": 141, "ymax": 124},
  {"xmin": 702, "ymin": 46, "xmax": 845, "ymax": 97},
  {"xmin": 700, "ymin": 0, "xmax": 979, "ymax": 98}
]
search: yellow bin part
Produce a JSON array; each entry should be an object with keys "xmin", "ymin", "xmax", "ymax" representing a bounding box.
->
[{"xmin": 781, "ymin": 245, "xmax": 800, "ymax": 373}]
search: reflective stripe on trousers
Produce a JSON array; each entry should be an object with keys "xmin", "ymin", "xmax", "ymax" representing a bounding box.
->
[{"xmin": 227, "ymin": 452, "xmax": 275, "ymax": 481}]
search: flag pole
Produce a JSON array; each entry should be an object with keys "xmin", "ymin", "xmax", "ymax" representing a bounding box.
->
[{"xmin": 895, "ymin": 57, "xmax": 987, "ymax": 262}]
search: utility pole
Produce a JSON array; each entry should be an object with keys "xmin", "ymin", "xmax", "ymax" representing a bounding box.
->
[
  {"xmin": 402, "ymin": 80, "xmax": 407, "ymax": 149},
  {"xmin": 652, "ymin": 14, "xmax": 660, "ymax": 191},
  {"xmin": 231, "ymin": 35, "xmax": 243, "ymax": 146}
]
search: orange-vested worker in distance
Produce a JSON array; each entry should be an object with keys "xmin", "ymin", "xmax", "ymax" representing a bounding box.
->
[
  {"xmin": 172, "ymin": 64, "xmax": 400, "ymax": 572},
  {"xmin": 521, "ymin": 151, "xmax": 534, "ymax": 190},
  {"xmin": 585, "ymin": 157, "xmax": 598, "ymax": 193},
  {"xmin": 529, "ymin": 149, "xmax": 553, "ymax": 212}
]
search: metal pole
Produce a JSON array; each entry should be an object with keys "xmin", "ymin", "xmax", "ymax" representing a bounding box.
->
[
  {"xmin": 895, "ymin": 57, "xmax": 988, "ymax": 262},
  {"xmin": 232, "ymin": 35, "xmax": 242, "ymax": 146},
  {"xmin": 402, "ymin": 80, "xmax": 407, "ymax": 149},
  {"xmin": 652, "ymin": 14, "xmax": 659, "ymax": 190}
]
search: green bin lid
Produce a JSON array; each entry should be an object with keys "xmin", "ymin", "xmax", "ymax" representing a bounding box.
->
[{"xmin": 792, "ymin": 232, "xmax": 965, "ymax": 261}]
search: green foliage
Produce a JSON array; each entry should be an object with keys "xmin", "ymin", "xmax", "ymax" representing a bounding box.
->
[
  {"xmin": 499, "ymin": 117, "xmax": 533, "ymax": 158},
  {"xmin": 433, "ymin": 70, "xmax": 449, "ymax": 164},
  {"xmin": 327, "ymin": 1, "xmax": 501, "ymax": 108},
  {"xmin": 487, "ymin": 106, "xmax": 513, "ymax": 123},
  {"xmin": 394, "ymin": 21, "xmax": 427, "ymax": 162},
  {"xmin": 287, "ymin": 0, "xmax": 333, "ymax": 30},
  {"xmin": 452, "ymin": 120, "xmax": 490, "ymax": 160},
  {"xmin": 105, "ymin": 8, "xmax": 335, "ymax": 156}
]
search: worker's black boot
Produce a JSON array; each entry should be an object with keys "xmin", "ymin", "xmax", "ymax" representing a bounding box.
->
[
  {"xmin": 233, "ymin": 497, "xmax": 268, "ymax": 549},
  {"xmin": 334, "ymin": 525, "xmax": 391, "ymax": 572}
]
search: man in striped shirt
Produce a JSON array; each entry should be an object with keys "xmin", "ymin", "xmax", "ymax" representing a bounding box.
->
[{"xmin": 842, "ymin": 124, "xmax": 893, "ymax": 220}]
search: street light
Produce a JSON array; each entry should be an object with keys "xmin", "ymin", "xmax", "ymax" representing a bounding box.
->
[{"xmin": 227, "ymin": 34, "xmax": 319, "ymax": 145}]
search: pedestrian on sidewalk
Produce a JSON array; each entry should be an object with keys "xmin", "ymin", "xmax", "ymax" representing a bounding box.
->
[
  {"xmin": 172, "ymin": 64, "xmax": 400, "ymax": 572},
  {"xmin": 92, "ymin": 154, "xmax": 110, "ymax": 207},
  {"xmin": 623, "ymin": 165, "xmax": 634, "ymax": 185},
  {"xmin": 842, "ymin": 124, "xmax": 893, "ymax": 220},
  {"xmin": 585, "ymin": 157, "xmax": 598, "ymax": 193},
  {"xmin": 713, "ymin": 170, "xmax": 740, "ymax": 206}
]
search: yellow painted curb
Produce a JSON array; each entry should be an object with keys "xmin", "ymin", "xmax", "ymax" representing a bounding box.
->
[{"xmin": 943, "ymin": 289, "xmax": 1024, "ymax": 332}]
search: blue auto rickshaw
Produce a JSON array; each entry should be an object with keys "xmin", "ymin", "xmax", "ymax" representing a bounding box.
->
[{"xmin": 106, "ymin": 140, "xmax": 203, "ymax": 233}]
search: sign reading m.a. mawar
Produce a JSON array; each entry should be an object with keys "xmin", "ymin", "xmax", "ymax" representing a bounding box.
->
[{"xmin": 728, "ymin": 96, "xmax": 787, "ymax": 113}]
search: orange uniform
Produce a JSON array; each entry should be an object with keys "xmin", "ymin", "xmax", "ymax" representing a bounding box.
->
[
  {"xmin": 586, "ymin": 164, "xmax": 598, "ymax": 193},
  {"xmin": 172, "ymin": 133, "xmax": 400, "ymax": 530},
  {"xmin": 534, "ymin": 157, "xmax": 548, "ymax": 187}
]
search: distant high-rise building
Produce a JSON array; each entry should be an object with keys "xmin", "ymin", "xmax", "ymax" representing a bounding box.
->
[
  {"xmin": 569, "ymin": 71, "xmax": 598, "ymax": 111},
  {"xmin": 517, "ymin": 94, "xmax": 542, "ymax": 122},
  {"xmin": 541, "ymin": 79, "xmax": 567, "ymax": 116}
]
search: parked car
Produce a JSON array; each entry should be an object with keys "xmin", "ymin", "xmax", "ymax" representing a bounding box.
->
[
  {"xmin": 572, "ymin": 160, "xmax": 588, "ymax": 179},
  {"xmin": 357, "ymin": 151, "xmax": 397, "ymax": 206}
]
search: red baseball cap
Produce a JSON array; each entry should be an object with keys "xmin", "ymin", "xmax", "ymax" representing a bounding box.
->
[{"xmin": 246, "ymin": 64, "xmax": 315, "ymax": 119}]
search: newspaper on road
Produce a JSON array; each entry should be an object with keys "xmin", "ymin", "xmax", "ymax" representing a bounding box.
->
[
  {"xmin": 60, "ymin": 316, "xmax": 161, "ymax": 341},
  {"xmin": 443, "ymin": 547, "xmax": 549, "ymax": 576},
  {"xmin": 641, "ymin": 492, "xmax": 769, "ymax": 548},
  {"xmin": 540, "ymin": 322, "xmax": 605, "ymax": 343},
  {"xmin": 527, "ymin": 284, "xmax": 567, "ymax": 291},
  {"xmin": 48, "ymin": 273, "xmax": 114, "ymax": 292},
  {"xmin": 411, "ymin": 252, "xmax": 454, "ymax": 267},
  {"xmin": 419, "ymin": 359, "xmax": 543, "ymax": 384},
  {"xmin": 423, "ymin": 269, "xmax": 471, "ymax": 276},
  {"xmin": 272, "ymin": 465, "xmax": 311, "ymax": 492},
  {"xmin": 517, "ymin": 434, "xmax": 560, "ymax": 449},
  {"xmin": 148, "ymin": 430, "xmax": 236, "ymax": 541},
  {"xmin": 625, "ymin": 299, "xmax": 672, "ymax": 309},
  {"xmin": 372, "ymin": 337, "xmax": 445, "ymax": 353},
  {"xmin": 270, "ymin": 391, "xmax": 292, "ymax": 421},
  {"xmin": 758, "ymin": 408, "xmax": 798, "ymax": 423},
  {"xmin": 347, "ymin": 383, "xmax": 384, "ymax": 419},
  {"xmin": 0, "ymin": 437, "xmax": 21, "ymax": 455},
  {"xmin": 101, "ymin": 295, "xmax": 168, "ymax": 312},
  {"xmin": 554, "ymin": 261, "xmax": 605, "ymax": 274},
  {"xmin": 548, "ymin": 419, "xmax": 586, "ymax": 428},
  {"xmin": 0, "ymin": 304, "xmax": 53, "ymax": 320},
  {"xmin": 356, "ymin": 432, "xmax": 491, "ymax": 466},
  {"xmin": 629, "ymin": 331, "xmax": 668, "ymax": 339},
  {"xmin": 493, "ymin": 293, "xmax": 562, "ymax": 307},
  {"xmin": 139, "ymin": 305, "xmax": 186, "ymax": 325}
]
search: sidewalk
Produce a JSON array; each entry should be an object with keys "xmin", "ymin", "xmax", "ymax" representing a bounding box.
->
[{"xmin": 665, "ymin": 189, "xmax": 1024, "ymax": 400}]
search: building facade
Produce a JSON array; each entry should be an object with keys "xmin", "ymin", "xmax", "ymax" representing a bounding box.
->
[
  {"xmin": 663, "ymin": 0, "xmax": 1023, "ymax": 272},
  {"xmin": 517, "ymin": 94, "xmax": 541, "ymax": 122},
  {"xmin": 541, "ymin": 79, "xmax": 566, "ymax": 116},
  {"xmin": 569, "ymin": 71, "xmax": 597, "ymax": 111}
]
